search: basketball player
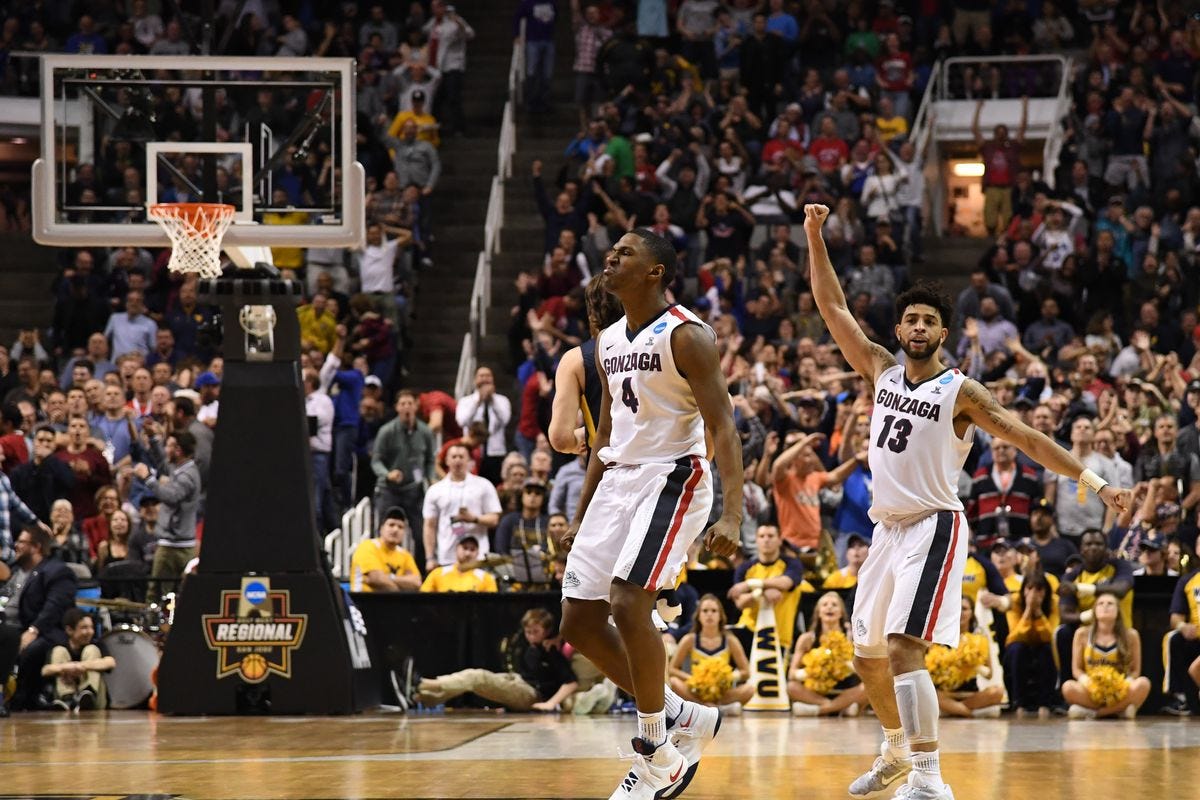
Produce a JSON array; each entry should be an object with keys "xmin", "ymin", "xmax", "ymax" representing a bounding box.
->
[
  {"xmin": 803, "ymin": 204, "xmax": 1130, "ymax": 800},
  {"xmin": 559, "ymin": 229, "xmax": 743, "ymax": 800},
  {"xmin": 549, "ymin": 275, "xmax": 625, "ymax": 455}
]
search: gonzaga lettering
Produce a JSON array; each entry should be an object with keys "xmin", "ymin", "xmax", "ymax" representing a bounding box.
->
[
  {"xmin": 868, "ymin": 365, "xmax": 973, "ymax": 524},
  {"xmin": 597, "ymin": 304, "xmax": 714, "ymax": 466}
]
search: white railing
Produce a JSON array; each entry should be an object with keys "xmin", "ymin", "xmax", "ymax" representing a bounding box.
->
[
  {"xmin": 938, "ymin": 54, "xmax": 1069, "ymax": 101},
  {"xmin": 910, "ymin": 62, "xmax": 940, "ymax": 163},
  {"xmin": 1040, "ymin": 57, "xmax": 1075, "ymax": 190},
  {"xmin": 323, "ymin": 497, "xmax": 375, "ymax": 580},
  {"xmin": 455, "ymin": 22, "xmax": 522, "ymax": 397}
]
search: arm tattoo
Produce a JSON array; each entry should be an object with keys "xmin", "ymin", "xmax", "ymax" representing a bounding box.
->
[{"xmin": 962, "ymin": 379, "xmax": 1016, "ymax": 434}]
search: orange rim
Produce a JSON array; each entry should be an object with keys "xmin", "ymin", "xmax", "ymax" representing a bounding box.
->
[{"xmin": 148, "ymin": 202, "xmax": 236, "ymax": 231}]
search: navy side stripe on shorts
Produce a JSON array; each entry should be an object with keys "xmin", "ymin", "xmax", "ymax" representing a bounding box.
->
[
  {"xmin": 904, "ymin": 511, "xmax": 954, "ymax": 639},
  {"xmin": 626, "ymin": 457, "xmax": 694, "ymax": 587}
]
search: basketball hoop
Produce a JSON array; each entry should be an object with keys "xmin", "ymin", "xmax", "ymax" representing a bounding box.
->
[{"xmin": 147, "ymin": 202, "xmax": 236, "ymax": 279}]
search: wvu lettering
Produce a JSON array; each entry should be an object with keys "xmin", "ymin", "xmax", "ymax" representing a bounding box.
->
[
  {"xmin": 875, "ymin": 387, "xmax": 941, "ymax": 421},
  {"xmin": 603, "ymin": 352, "xmax": 663, "ymax": 375}
]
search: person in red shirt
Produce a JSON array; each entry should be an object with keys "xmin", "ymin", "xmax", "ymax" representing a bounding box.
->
[
  {"xmin": 54, "ymin": 416, "xmax": 111, "ymax": 521},
  {"xmin": 875, "ymin": 33, "xmax": 913, "ymax": 120},
  {"xmin": 0, "ymin": 403, "xmax": 28, "ymax": 476},
  {"xmin": 418, "ymin": 390, "xmax": 461, "ymax": 441},
  {"xmin": 761, "ymin": 117, "xmax": 806, "ymax": 168},
  {"xmin": 973, "ymin": 95, "xmax": 1028, "ymax": 238},
  {"xmin": 808, "ymin": 116, "xmax": 850, "ymax": 176},
  {"xmin": 767, "ymin": 430, "xmax": 861, "ymax": 551}
]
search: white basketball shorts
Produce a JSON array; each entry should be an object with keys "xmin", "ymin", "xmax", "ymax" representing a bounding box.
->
[
  {"xmin": 851, "ymin": 510, "xmax": 968, "ymax": 658},
  {"xmin": 563, "ymin": 455, "xmax": 713, "ymax": 601}
]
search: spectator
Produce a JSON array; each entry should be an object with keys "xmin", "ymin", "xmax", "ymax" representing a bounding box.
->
[
  {"xmin": 320, "ymin": 330, "xmax": 366, "ymax": 510},
  {"xmin": 972, "ymin": 97, "xmax": 1028, "ymax": 238},
  {"xmin": 420, "ymin": 535, "xmax": 498, "ymax": 593},
  {"xmin": 767, "ymin": 430, "xmax": 857, "ymax": 552},
  {"xmin": 41, "ymin": 608, "xmax": 114, "ymax": 711},
  {"xmin": 297, "ymin": 294, "xmax": 338, "ymax": 356},
  {"xmin": 1163, "ymin": 564, "xmax": 1200, "ymax": 716},
  {"xmin": 549, "ymin": 452, "xmax": 586, "ymax": 521},
  {"xmin": 171, "ymin": 396, "xmax": 212, "ymax": 489},
  {"xmin": 421, "ymin": 443, "xmax": 501, "ymax": 571},
  {"xmin": 389, "ymin": 89, "xmax": 440, "ymax": 148},
  {"xmin": 303, "ymin": 371, "xmax": 336, "ymax": 533},
  {"xmin": 495, "ymin": 478, "xmax": 551, "ymax": 560},
  {"xmin": 126, "ymin": 496, "xmax": 159, "ymax": 569},
  {"xmin": 133, "ymin": 430, "xmax": 201, "ymax": 604},
  {"xmin": 456, "ymin": 366, "xmax": 512, "ymax": 483},
  {"xmin": 371, "ymin": 390, "xmax": 437, "ymax": 558},
  {"xmin": 10, "ymin": 425, "xmax": 74, "ymax": 524},
  {"xmin": 570, "ymin": 0, "xmax": 612, "ymax": 130},
  {"xmin": 728, "ymin": 525, "xmax": 805, "ymax": 651},
  {"xmin": 412, "ymin": 608, "xmax": 575, "ymax": 710},
  {"xmin": 1055, "ymin": 529, "xmax": 1135, "ymax": 688},
  {"xmin": 0, "ymin": 403, "xmax": 28, "ymax": 476},
  {"xmin": 54, "ymin": 416, "xmax": 111, "ymax": 522},
  {"xmin": 966, "ymin": 437, "xmax": 1042, "ymax": 547},
  {"xmin": 424, "ymin": 0, "xmax": 475, "ymax": 137},
  {"xmin": 515, "ymin": 0, "xmax": 558, "ymax": 114},
  {"xmin": 0, "ymin": 526, "xmax": 77, "ymax": 712},
  {"xmin": 194, "ymin": 371, "xmax": 220, "ymax": 427},
  {"xmin": 669, "ymin": 593, "xmax": 754, "ymax": 712},
  {"xmin": 104, "ymin": 290, "xmax": 157, "ymax": 360},
  {"xmin": 349, "ymin": 507, "xmax": 421, "ymax": 593},
  {"xmin": 47, "ymin": 499, "xmax": 88, "ymax": 565}
]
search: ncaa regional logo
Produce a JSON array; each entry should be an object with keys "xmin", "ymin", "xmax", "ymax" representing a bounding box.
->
[
  {"xmin": 202, "ymin": 577, "xmax": 308, "ymax": 683},
  {"xmin": 653, "ymin": 322, "xmax": 668, "ymax": 333}
]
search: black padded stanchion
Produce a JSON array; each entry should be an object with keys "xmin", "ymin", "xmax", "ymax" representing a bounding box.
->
[{"xmin": 157, "ymin": 272, "xmax": 376, "ymax": 714}]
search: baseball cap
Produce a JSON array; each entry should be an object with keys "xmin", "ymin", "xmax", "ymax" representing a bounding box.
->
[
  {"xmin": 1014, "ymin": 537, "xmax": 1038, "ymax": 552},
  {"xmin": 1013, "ymin": 395, "xmax": 1036, "ymax": 410},
  {"xmin": 991, "ymin": 539, "xmax": 1013, "ymax": 552},
  {"xmin": 1187, "ymin": 379, "xmax": 1200, "ymax": 394},
  {"xmin": 1031, "ymin": 498, "xmax": 1055, "ymax": 515},
  {"xmin": 138, "ymin": 495, "xmax": 160, "ymax": 507},
  {"xmin": 847, "ymin": 533, "xmax": 870, "ymax": 547},
  {"xmin": 364, "ymin": 375, "xmax": 383, "ymax": 388},
  {"xmin": 522, "ymin": 479, "xmax": 547, "ymax": 493},
  {"xmin": 412, "ymin": 88, "xmax": 426, "ymax": 102},
  {"xmin": 1140, "ymin": 533, "xmax": 1166, "ymax": 551},
  {"xmin": 382, "ymin": 506, "xmax": 408, "ymax": 526},
  {"xmin": 173, "ymin": 388, "xmax": 201, "ymax": 404},
  {"xmin": 194, "ymin": 371, "xmax": 220, "ymax": 388},
  {"xmin": 458, "ymin": 534, "xmax": 479, "ymax": 547}
]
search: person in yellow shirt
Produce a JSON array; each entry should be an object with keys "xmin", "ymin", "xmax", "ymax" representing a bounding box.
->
[
  {"xmin": 874, "ymin": 95, "xmax": 908, "ymax": 144},
  {"xmin": 1061, "ymin": 591, "xmax": 1151, "ymax": 719},
  {"xmin": 823, "ymin": 533, "xmax": 869, "ymax": 589},
  {"xmin": 728, "ymin": 525, "xmax": 805, "ymax": 650},
  {"xmin": 295, "ymin": 293, "xmax": 338, "ymax": 355},
  {"xmin": 349, "ymin": 507, "xmax": 421, "ymax": 592},
  {"xmin": 387, "ymin": 88, "xmax": 440, "ymax": 148},
  {"xmin": 1162, "ymin": 567, "xmax": 1200, "ymax": 715},
  {"xmin": 262, "ymin": 187, "xmax": 309, "ymax": 269},
  {"xmin": 1003, "ymin": 570, "xmax": 1057, "ymax": 716},
  {"xmin": 1055, "ymin": 529, "xmax": 1134, "ymax": 687},
  {"xmin": 420, "ymin": 535, "xmax": 498, "ymax": 593}
]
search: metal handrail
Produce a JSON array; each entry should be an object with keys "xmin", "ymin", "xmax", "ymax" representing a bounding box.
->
[
  {"xmin": 1040, "ymin": 57, "xmax": 1075, "ymax": 190},
  {"xmin": 910, "ymin": 60, "xmax": 941, "ymax": 160}
]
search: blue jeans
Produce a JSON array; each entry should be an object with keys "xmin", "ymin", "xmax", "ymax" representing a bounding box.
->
[
  {"xmin": 333, "ymin": 425, "xmax": 357, "ymax": 508},
  {"xmin": 312, "ymin": 451, "xmax": 335, "ymax": 533},
  {"xmin": 525, "ymin": 40, "xmax": 555, "ymax": 110},
  {"xmin": 514, "ymin": 430, "xmax": 537, "ymax": 461}
]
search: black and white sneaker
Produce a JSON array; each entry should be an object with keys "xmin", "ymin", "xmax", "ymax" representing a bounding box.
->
[
  {"xmin": 1163, "ymin": 695, "xmax": 1193, "ymax": 717},
  {"xmin": 51, "ymin": 697, "xmax": 73, "ymax": 712},
  {"xmin": 75, "ymin": 687, "xmax": 98, "ymax": 711}
]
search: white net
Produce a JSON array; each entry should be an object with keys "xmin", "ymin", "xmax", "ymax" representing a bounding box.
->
[{"xmin": 147, "ymin": 203, "xmax": 236, "ymax": 279}]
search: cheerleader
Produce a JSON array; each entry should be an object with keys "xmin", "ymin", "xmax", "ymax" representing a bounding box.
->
[
  {"xmin": 668, "ymin": 594, "xmax": 755, "ymax": 714},
  {"xmin": 935, "ymin": 597, "xmax": 1005, "ymax": 718},
  {"xmin": 787, "ymin": 592, "xmax": 868, "ymax": 716},
  {"xmin": 1061, "ymin": 591, "xmax": 1152, "ymax": 719}
]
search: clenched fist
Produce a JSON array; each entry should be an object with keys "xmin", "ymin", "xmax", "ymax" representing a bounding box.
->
[{"xmin": 803, "ymin": 204, "xmax": 830, "ymax": 231}]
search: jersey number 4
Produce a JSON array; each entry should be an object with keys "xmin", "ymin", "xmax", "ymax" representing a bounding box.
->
[
  {"xmin": 875, "ymin": 414, "xmax": 912, "ymax": 453},
  {"xmin": 621, "ymin": 377, "xmax": 639, "ymax": 413}
]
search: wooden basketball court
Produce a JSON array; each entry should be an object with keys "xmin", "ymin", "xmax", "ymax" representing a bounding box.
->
[{"xmin": 2, "ymin": 711, "xmax": 1197, "ymax": 799}]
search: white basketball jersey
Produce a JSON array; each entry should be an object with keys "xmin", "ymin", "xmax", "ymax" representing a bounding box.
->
[
  {"xmin": 868, "ymin": 365, "xmax": 973, "ymax": 525},
  {"xmin": 596, "ymin": 304, "xmax": 713, "ymax": 466}
]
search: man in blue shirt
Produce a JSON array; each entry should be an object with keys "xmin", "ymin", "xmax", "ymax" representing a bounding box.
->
[
  {"xmin": 320, "ymin": 326, "xmax": 365, "ymax": 511},
  {"xmin": 104, "ymin": 290, "xmax": 157, "ymax": 360}
]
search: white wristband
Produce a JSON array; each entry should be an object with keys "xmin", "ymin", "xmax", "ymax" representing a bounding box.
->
[
  {"xmin": 1079, "ymin": 468, "xmax": 1108, "ymax": 494},
  {"xmin": 1076, "ymin": 583, "xmax": 1096, "ymax": 599},
  {"xmin": 747, "ymin": 578, "xmax": 764, "ymax": 590}
]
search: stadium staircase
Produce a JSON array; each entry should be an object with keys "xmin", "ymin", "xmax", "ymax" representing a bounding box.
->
[
  {"xmin": 404, "ymin": 0, "xmax": 515, "ymax": 394},
  {"xmin": 0, "ymin": 232, "xmax": 58, "ymax": 347}
]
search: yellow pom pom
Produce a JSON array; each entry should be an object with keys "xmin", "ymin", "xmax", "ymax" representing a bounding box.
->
[
  {"xmin": 801, "ymin": 631, "xmax": 855, "ymax": 695},
  {"xmin": 686, "ymin": 655, "xmax": 735, "ymax": 704},
  {"xmin": 1084, "ymin": 665, "xmax": 1128, "ymax": 708}
]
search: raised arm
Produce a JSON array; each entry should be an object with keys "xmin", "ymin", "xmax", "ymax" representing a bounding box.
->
[
  {"xmin": 955, "ymin": 378, "xmax": 1131, "ymax": 515},
  {"xmin": 549, "ymin": 346, "xmax": 587, "ymax": 454},
  {"xmin": 1016, "ymin": 95, "xmax": 1029, "ymax": 144},
  {"xmin": 562, "ymin": 342, "xmax": 614, "ymax": 553},
  {"xmin": 802, "ymin": 204, "xmax": 897, "ymax": 383},
  {"xmin": 673, "ymin": 323, "xmax": 744, "ymax": 558},
  {"xmin": 972, "ymin": 99, "xmax": 985, "ymax": 150}
]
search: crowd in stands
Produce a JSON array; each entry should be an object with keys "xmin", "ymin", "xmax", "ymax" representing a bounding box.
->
[{"xmin": 5, "ymin": 0, "xmax": 1200, "ymax": 723}]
